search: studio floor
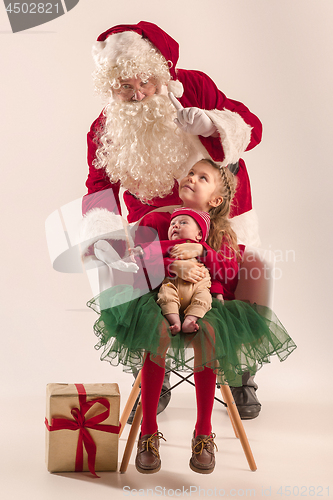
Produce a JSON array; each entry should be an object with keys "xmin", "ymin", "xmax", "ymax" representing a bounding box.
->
[{"xmin": 2, "ymin": 376, "xmax": 332, "ymax": 500}]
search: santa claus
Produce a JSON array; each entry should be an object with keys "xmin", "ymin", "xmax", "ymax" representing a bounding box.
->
[
  {"xmin": 82, "ymin": 21, "xmax": 262, "ymax": 241},
  {"xmin": 81, "ymin": 21, "xmax": 263, "ymax": 421}
]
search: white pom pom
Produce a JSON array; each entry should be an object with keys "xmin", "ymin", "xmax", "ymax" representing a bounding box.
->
[
  {"xmin": 92, "ymin": 40, "xmax": 107, "ymax": 66},
  {"xmin": 167, "ymin": 80, "xmax": 184, "ymax": 98}
]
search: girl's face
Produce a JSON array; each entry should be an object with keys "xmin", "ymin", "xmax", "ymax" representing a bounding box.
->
[{"xmin": 179, "ymin": 161, "xmax": 223, "ymax": 211}]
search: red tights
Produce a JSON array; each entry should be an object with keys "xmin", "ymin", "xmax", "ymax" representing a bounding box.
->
[
  {"xmin": 140, "ymin": 354, "xmax": 216, "ymax": 437},
  {"xmin": 140, "ymin": 354, "xmax": 165, "ymax": 436}
]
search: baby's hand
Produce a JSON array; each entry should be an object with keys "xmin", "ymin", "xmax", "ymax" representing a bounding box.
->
[
  {"xmin": 213, "ymin": 293, "xmax": 224, "ymax": 304},
  {"xmin": 170, "ymin": 242, "xmax": 203, "ymax": 260}
]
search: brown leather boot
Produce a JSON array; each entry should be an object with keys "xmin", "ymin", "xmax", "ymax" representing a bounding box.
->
[
  {"xmin": 189, "ymin": 431, "xmax": 217, "ymax": 474},
  {"xmin": 135, "ymin": 431, "xmax": 166, "ymax": 474}
]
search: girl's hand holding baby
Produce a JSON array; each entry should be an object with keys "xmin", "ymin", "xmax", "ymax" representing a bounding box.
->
[{"xmin": 170, "ymin": 242, "xmax": 203, "ymax": 260}]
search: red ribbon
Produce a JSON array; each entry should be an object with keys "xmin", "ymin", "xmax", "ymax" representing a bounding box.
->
[{"xmin": 45, "ymin": 384, "xmax": 120, "ymax": 477}]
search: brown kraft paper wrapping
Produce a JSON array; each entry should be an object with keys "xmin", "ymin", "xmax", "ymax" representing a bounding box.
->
[{"xmin": 45, "ymin": 383, "xmax": 120, "ymax": 474}]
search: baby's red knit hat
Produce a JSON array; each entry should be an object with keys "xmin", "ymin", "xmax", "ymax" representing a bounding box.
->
[{"xmin": 171, "ymin": 208, "xmax": 210, "ymax": 242}]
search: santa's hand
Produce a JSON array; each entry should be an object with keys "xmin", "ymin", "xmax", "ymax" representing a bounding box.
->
[
  {"xmin": 168, "ymin": 92, "xmax": 217, "ymax": 137},
  {"xmin": 94, "ymin": 240, "xmax": 139, "ymax": 273}
]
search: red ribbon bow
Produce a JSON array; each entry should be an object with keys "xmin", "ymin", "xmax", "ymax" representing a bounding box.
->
[{"xmin": 45, "ymin": 384, "xmax": 120, "ymax": 477}]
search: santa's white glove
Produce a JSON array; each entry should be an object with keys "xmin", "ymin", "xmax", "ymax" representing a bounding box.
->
[
  {"xmin": 169, "ymin": 92, "xmax": 217, "ymax": 137},
  {"xmin": 94, "ymin": 240, "xmax": 139, "ymax": 273}
]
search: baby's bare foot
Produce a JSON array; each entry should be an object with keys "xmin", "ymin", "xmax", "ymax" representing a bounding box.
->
[
  {"xmin": 169, "ymin": 323, "xmax": 181, "ymax": 335},
  {"xmin": 165, "ymin": 313, "xmax": 181, "ymax": 336},
  {"xmin": 182, "ymin": 316, "xmax": 200, "ymax": 333}
]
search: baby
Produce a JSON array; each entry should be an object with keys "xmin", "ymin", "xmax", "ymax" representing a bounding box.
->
[{"xmin": 157, "ymin": 208, "xmax": 212, "ymax": 334}]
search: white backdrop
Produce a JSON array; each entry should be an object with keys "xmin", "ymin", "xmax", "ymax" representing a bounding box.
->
[{"xmin": 1, "ymin": 0, "xmax": 332, "ymax": 420}]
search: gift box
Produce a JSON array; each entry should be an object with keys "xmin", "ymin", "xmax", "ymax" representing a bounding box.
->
[{"xmin": 45, "ymin": 383, "xmax": 120, "ymax": 476}]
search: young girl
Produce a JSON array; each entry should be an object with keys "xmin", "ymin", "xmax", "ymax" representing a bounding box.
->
[{"xmin": 87, "ymin": 159, "xmax": 296, "ymax": 475}]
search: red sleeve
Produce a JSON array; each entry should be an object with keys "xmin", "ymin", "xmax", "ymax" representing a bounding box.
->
[
  {"xmin": 137, "ymin": 234, "xmax": 190, "ymax": 277},
  {"xmin": 201, "ymin": 242, "xmax": 244, "ymax": 300},
  {"xmin": 138, "ymin": 211, "xmax": 172, "ymax": 241},
  {"xmin": 177, "ymin": 69, "xmax": 262, "ymax": 162},
  {"xmin": 82, "ymin": 111, "xmax": 121, "ymax": 215},
  {"xmin": 138, "ymin": 240, "xmax": 175, "ymax": 261}
]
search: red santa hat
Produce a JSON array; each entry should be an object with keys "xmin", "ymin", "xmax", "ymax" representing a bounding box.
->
[
  {"xmin": 171, "ymin": 208, "xmax": 211, "ymax": 242},
  {"xmin": 93, "ymin": 21, "xmax": 184, "ymax": 97}
]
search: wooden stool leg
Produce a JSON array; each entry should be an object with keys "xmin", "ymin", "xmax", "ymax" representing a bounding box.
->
[
  {"xmin": 220, "ymin": 385, "xmax": 257, "ymax": 471},
  {"xmin": 120, "ymin": 400, "xmax": 142, "ymax": 473},
  {"xmin": 226, "ymin": 405, "xmax": 239, "ymax": 438},
  {"xmin": 119, "ymin": 370, "xmax": 142, "ymax": 437}
]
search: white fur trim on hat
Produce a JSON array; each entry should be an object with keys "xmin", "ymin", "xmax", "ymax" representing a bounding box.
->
[
  {"xmin": 167, "ymin": 80, "xmax": 184, "ymax": 98},
  {"xmin": 93, "ymin": 31, "xmax": 153, "ymax": 69},
  {"xmin": 204, "ymin": 109, "xmax": 252, "ymax": 167}
]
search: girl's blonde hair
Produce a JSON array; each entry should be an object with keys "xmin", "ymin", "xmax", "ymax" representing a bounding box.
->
[{"xmin": 201, "ymin": 159, "xmax": 241, "ymax": 260}]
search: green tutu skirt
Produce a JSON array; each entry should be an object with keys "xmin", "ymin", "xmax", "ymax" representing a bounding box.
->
[{"xmin": 87, "ymin": 285, "xmax": 296, "ymax": 386}]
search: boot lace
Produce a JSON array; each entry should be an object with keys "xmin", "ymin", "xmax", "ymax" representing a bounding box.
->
[
  {"xmin": 143, "ymin": 431, "xmax": 166, "ymax": 458},
  {"xmin": 192, "ymin": 433, "xmax": 218, "ymax": 455}
]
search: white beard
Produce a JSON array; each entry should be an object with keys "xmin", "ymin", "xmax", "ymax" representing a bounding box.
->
[{"xmin": 94, "ymin": 94, "xmax": 191, "ymax": 202}]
